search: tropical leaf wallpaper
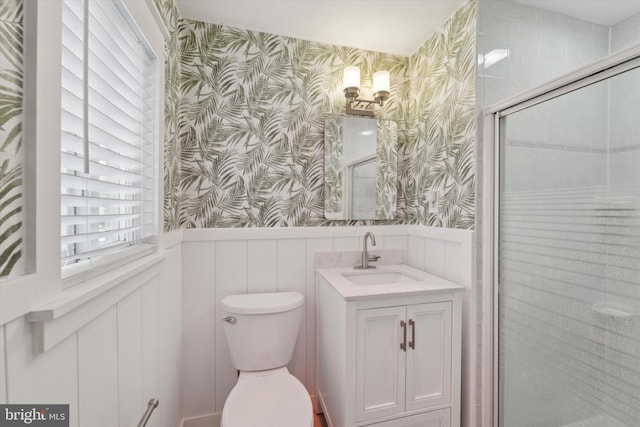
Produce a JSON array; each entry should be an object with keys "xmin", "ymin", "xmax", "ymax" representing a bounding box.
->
[
  {"xmin": 153, "ymin": 0, "xmax": 185, "ymax": 231},
  {"xmin": 324, "ymin": 116, "xmax": 343, "ymax": 216},
  {"xmin": 176, "ymin": 22, "xmax": 409, "ymax": 227},
  {"xmin": 376, "ymin": 119, "xmax": 398, "ymax": 219},
  {"xmin": 0, "ymin": 0, "xmax": 23, "ymax": 277},
  {"xmin": 403, "ymin": 0, "xmax": 476, "ymax": 229},
  {"xmin": 154, "ymin": 0, "xmax": 476, "ymax": 230}
]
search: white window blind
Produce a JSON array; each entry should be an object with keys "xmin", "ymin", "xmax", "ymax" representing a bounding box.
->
[{"xmin": 60, "ymin": 0, "xmax": 156, "ymax": 278}]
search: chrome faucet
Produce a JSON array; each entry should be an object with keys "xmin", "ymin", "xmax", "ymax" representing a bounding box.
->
[{"xmin": 355, "ymin": 232, "xmax": 381, "ymax": 270}]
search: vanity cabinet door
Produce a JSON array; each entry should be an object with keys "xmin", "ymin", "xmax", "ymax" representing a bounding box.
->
[
  {"xmin": 405, "ymin": 302, "xmax": 452, "ymax": 412},
  {"xmin": 356, "ymin": 306, "xmax": 406, "ymax": 422}
]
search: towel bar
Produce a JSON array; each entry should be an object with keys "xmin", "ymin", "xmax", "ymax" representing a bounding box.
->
[{"xmin": 137, "ymin": 398, "xmax": 159, "ymax": 427}]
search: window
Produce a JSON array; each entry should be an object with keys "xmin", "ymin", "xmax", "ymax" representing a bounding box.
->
[{"xmin": 60, "ymin": 0, "xmax": 157, "ymax": 279}]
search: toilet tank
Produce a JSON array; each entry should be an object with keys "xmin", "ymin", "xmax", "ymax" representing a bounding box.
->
[{"xmin": 221, "ymin": 292, "xmax": 304, "ymax": 371}]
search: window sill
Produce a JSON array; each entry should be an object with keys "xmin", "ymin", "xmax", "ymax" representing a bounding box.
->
[{"xmin": 27, "ymin": 251, "xmax": 166, "ymax": 353}]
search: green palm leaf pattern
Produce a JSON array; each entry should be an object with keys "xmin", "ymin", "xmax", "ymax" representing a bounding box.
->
[
  {"xmin": 0, "ymin": 0, "xmax": 23, "ymax": 277},
  {"xmin": 178, "ymin": 22, "xmax": 409, "ymax": 227},
  {"xmin": 156, "ymin": 0, "xmax": 475, "ymax": 230},
  {"xmin": 153, "ymin": 0, "xmax": 184, "ymax": 231},
  {"xmin": 324, "ymin": 116, "xmax": 343, "ymax": 214},
  {"xmin": 376, "ymin": 120, "xmax": 398, "ymax": 219},
  {"xmin": 404, "ymin": 0, "xmax": 476, "ymax": 229}
]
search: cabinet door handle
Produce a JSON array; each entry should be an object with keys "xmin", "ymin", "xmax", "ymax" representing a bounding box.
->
[
  {"xmin": 408, "ymin": 319, "xmax": 415, "ymax": 349},
  {"xmin": 400, "ymin": 320, "xmax": 407, "ymax": 351}
]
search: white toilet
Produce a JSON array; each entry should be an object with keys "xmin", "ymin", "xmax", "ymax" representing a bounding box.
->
[{"xmin": 220, "ymin": 291, "xmax": 313, "ymax": 427}]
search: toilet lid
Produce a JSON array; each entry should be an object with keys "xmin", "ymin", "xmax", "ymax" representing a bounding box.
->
[{"xmin": 222, "ymin": 373, "xmax": 312, "ymax": 427}]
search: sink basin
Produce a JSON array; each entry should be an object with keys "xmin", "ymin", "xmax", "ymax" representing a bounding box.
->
[
  {"xmin": 317, "ymin": 264, "xmax": 465, "ymax": 300},
  {"xmin": 342, "ymin": 271, "xmax": 421, "ymax": 286}
]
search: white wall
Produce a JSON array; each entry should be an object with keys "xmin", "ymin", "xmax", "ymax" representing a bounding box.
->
[
  {"xmin": 0, "ymin": 239, "xmax": 182, "ymax": 427},
  {"xmin": 180, "ymin": 225, "xmax": 475, "ymax": 427},
  {"xmin": 0, "ymin": 224, "xmax": 475, "ymax": 427}
]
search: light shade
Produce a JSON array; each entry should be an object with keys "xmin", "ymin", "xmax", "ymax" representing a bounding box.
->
[
  {"xmin": 343, "ymin": 66, "xmax": 361, "ymax": 89},
  {"xmin": 373, "ymin": 70, "xmax": 390, "ymax": 93}
]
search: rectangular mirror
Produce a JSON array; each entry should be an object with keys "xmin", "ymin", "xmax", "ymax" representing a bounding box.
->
[{"xmin": 324, "ymin": 115, "xmax": 397, "ymax": 220}]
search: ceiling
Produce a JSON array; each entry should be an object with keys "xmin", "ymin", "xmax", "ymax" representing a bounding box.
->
[
  {"xmin": 173, "ymin": 0, "xmax": 467, "ymax": 56},
  {"xmin": 514, "ymin": 0, "xmax": 640, "ymax": 26},
  {"xmin": 174, "ymin": 1, "xmax": 640, "ymax": 57}
]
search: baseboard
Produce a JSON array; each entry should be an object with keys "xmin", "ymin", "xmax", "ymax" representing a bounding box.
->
[
  {"xmin": 180, "ymin": 413, "xmax": 221, "ymax": 427},
  {"xmin": 316, "ymin": 391, "xmax": 333, "ymax": 427}
]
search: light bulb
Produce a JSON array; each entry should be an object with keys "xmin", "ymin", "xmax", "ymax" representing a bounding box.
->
[
  {"xmin": 343, "ymin": 66, "xmax": 360, "ymax": 89},
  {"xmin": 373, "ymin": 70, "xmax": 390, "ymax": 93}
]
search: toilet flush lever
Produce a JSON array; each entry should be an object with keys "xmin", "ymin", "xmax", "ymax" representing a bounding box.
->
[{"xmin": 223, "ymin": 316, "xmax": 237, "ymax": 324}]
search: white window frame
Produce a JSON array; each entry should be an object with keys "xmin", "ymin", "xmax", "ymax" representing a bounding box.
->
[
  {"xmin": 0, "ymin": 0, "xmax": 166, "ymax": 323},
  {"xmin": 59, "ymin": 0, "xmax": 161, "ymax": 285}
]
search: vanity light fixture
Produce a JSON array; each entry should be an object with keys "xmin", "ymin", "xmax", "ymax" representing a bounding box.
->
[{"xmin": 343, "ymin": 66, "xmax": 390, "ymax": 117}]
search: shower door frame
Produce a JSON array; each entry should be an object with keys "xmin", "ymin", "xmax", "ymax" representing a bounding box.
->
[{"xmin": 480, "ymin": 44, "xmax": 640, "ymax": 427}]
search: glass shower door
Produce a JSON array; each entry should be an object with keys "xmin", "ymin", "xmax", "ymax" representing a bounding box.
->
[{"xmin": 498, "ymin": 64, "xmax": 640, "ymax": 426}]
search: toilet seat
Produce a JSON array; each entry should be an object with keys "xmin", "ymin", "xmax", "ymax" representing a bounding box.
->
[{"xmin": 221, "ymin": 370, "xmax": 313, "ymax": 427}]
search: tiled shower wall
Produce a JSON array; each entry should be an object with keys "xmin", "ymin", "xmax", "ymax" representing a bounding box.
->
[{"xmin": 477, "ymin": 1, "xmax": 640, "ymax": 425}]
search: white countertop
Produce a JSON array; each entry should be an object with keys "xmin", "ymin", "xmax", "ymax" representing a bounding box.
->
[{"xmin": 316, "ymin": 264, "xmax": 464, "ymax": 301}]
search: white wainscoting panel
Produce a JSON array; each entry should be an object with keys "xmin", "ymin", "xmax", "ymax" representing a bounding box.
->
[
  {"xmin": 4, "ymin": 317, "xmax": 79, "ymax": 427},
  {"xmin": 424, "ymin": 238, "xmax": 446, "ymax": 278},
  {"xmin": 182, "ymin": 242, "xmax": 216, "ymax": 417},
  {"xmin": 78, "ymin": 306, "xmax": 119, "ymax": 427},
  {"xmin": 0, "ymin": 243, "xmax": 182, "ymax": 427},
  {"xmin": 383, "ymin": 234, "xmax": 408, "ymax": 251},
  {"xmin": 117, "ymin": 289, "xmax": 144, "ymax": 427},
  {"xmin": 408, "ymin": 235, "xmax": 426, "ymax": 270},
  {"xmin": 445, "ymin": 240, "xmax": 473, "ymax": 288},
  {"xmin": 248, "ymin": 239, "xmax": 278, "ymax": 293},
  {"xmin": 214, "ymin": 240, "xmax": 248, "ymax": 412},
  {"xmin": 334, "ymin": 236, "xmax": 360, "ymax": 251},
  {"xmin": 180, "ymin": 225, "xmax": 475, "ymax": 426},
  {"xmin": 157, "ymin": 246, "xmax": 183, "ymax": 427},
  {"xmin": 182, "ymin": 226, "xmax": 420, "ymax": 420},
  {"xmin": 141, "ymin": 278, "xmax": 160, "ymax": 416},
  {"xmin": 277, "ymin": 238, "xmax": 307, "ymax": 385}
]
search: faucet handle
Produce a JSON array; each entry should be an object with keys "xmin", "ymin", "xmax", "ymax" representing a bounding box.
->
[{"xmin": 368, "ymin": 254, "xmax": 381, "ymax": 262}]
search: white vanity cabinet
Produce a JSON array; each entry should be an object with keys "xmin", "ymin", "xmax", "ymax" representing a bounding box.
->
[{"xmin": 316, "ymin": 266, "xmax": 462, "ymax": 427}]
